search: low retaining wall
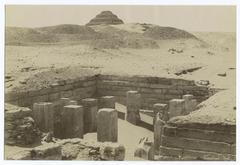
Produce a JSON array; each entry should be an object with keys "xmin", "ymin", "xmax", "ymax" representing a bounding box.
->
[
  {"xmin": 5, "ymin": 74, "xmax": 210, "ymax": 110},
  {"xmin": 5, "ymin": 76, "xmax": 97, "ymax": 108},
  {"xmin": 159, "ymin": 123, "xmax": 236, "ymax": 160},
  {"xmin": 97, "ymin": 75, "xmax": 209, "ymax": 109}
]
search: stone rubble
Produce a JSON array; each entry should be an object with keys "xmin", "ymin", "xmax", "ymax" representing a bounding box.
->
[
  {"xmin": 5, "ymin": 103, "xmax": 41, "ymax": 146},
  {"xmin": 7, "ymin": 138, "xmax": 126, "ymax": 160}
]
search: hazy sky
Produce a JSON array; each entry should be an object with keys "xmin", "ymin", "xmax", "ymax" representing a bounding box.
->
[{"xmin": 6, "ymin": 5, "xmax": 236, "ymax": 32}]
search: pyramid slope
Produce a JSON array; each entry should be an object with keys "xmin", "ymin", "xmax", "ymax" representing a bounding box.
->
[{"xmin": 86, "ymin": 11, "xmax": 124, "ymax": 26}]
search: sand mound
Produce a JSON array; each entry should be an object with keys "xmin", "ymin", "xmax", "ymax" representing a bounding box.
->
[
  {"xmin": 169, "ymin": 89, "xmax": 236, "ymax": 125},
  {"xmin": 86, "ymin": 11, "xmax": 124, "ymax": 26},
  {"xmin": 11, "ymin": 67, "xmax": 97, "ymax": 93},
  {"xmin": 6, "ymin": 27, "xmax": 58, "ymax": 45},
  {"xmin": 37, "ymin": 24, "xmax": 97, "ymax": 35},
  {"xmin": 5, "ymin": 25, "xmax": 158, "ymax": 49},
  {"xmin": 143, "ymin": 26, "xmax": 197, "ymax": 40},
  {"xmin": 6, "ymin": 24, "xmax": 200, "ymax": 49},
  {"xmin": 37, "ymin": 24, "xmax": 102, "ymax": 41},
  {"xmin": 6, "ymin": 25, "xmax": 103, "ymax": 45},
  {"xmin": 91, "ymin": 25, "xmax": 159, "ymax": 49},
  {"xmin": 111, "ymin": 23, "xmax": 154, "ymax": 34}
]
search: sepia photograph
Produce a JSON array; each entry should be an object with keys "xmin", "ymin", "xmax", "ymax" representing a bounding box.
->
[{"xmin": 3, "ymin": 3, "xmax": 237, "ymax": 161}]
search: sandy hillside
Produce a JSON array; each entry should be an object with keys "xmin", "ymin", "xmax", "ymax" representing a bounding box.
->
[{"xmin": 5, "ymin": 26, "xmax": 235, "ymax": 92}]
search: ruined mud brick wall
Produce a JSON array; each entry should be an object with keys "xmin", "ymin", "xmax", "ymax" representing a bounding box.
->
[
  {"xmin": 159, "ymin": 123, "xmax": 236, "ymax": 160},
  {"xmin": 5, "ymin": 103, "xmax": 41, "ymax": 146},
  {"xmin": 5, "ymin": 76, "xmax": 97, "ymax": 108},
  {"xmin": 97, "ymin": 75, "xmax": 209, "ymax": 109}
]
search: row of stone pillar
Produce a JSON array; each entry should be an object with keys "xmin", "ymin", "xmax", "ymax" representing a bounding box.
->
[{"xmin": 32, "ymin": 96, "xmax": 118, "ymax": 143}]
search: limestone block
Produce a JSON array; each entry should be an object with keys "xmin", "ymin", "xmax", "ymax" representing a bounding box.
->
[
  {"xmin": 188, "ymin": 99, "xmax": 197, "ymax": 112},
  {"xmin": 126, "ymin": 91, "xmax": 141, "ymax": 110},
  {"xmin": 81, "ymin": 98, "xmax": 98, "ymax": 133},
  {"xmin": 60, "ymin": 97, "xmax": 71, "ymax": 106},
  {"xmin": 126, "ymin": 91, "xmax": 141, "ymax": 125},
  {"xmin": 97, "ymin": 108, "xmax": 118, "ymax": 142},
  {"xmin": 54, "ymin": 97, "xmax": 71, "ymax": 134},
  {"xmin": 159, "ymin": 146, "xmax": 183, "ymax": 158},
  {"xmin": 33, "ymin": 102, "xmax": 54, "ymax": 132},
  {"xmin": 31, "ymin": 143, "xmax": 62, "ymax": 160},
  {"xmin": 5, "ymin": 104, "xmax": 32, "ymax": 121},
  {"xmin": 99, "ymin": 96, "xmax": 115, "ymax": 108},
  {"xmin": 60, "ymin": 90, "xmax": 73, "ymax": 98},
  {"xmin": 48, "ymin": 92, "xmax": 60, "ymax": 102},
  {"xmin": 182, "ymin": 94, "xmax": 194, "ymax": 101},
  {"xmin": 154, "ymin": 114, "xmax": 165, "ymax": 154},
  {"xmin": 68, "ymin": 100, "xmax": 78, "ymax": 105},
  {"xmin": 182, "ymin": 148, "xmax": 232, "ymax": 160},
  {"xmin": 161, "ymin": 136, "xmax": 231, "ymax": 154},
  {"xmin": 52, "ymin": 100, "xmax": 67, "ymax": 138},
  {"xmin": 168, "ymin": 99, "xmax": 185, "ymax": 118},
  {"xmin": 182, "ymin": 94, "xmax": 197, "ymax": 115},
  {"xmin": 18, "ymin": 97, "xmax": 32, "ymax": 107},
  {"xmin": 230, "ymin": 144, "xmax": 236, "ymax": 155},
  {"xmin": 62, "ymin": 105, "xmax": 84, "ymax": 138},
  {"xmin": 32, "ymin": 95, "xmax": 49, "ymax": 104},
  {"xmin": 100, "ymin": 142, "xmax": 125, "ymax": 160},
  {"xmin": 162, "ymin": 125, "xmax": 177, "ymax": 137},
  {"xmin": 134, "ymin": 138, "xmax": 154, "ymax": 160},
  {"xmin": 176, "ymin": 128, "xmax": 236, "ymax": 143},
  {"xmin": 61, "ymin": 143, "xmax": 81, "ymax": 160}
]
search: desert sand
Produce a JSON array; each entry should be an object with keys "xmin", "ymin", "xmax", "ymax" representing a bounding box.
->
[{"xmin": 5, "ymin": 26, "xmax": 235, "ymax": 91}]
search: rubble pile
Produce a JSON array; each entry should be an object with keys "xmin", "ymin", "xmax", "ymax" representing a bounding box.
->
[
  {"xmin": 7, "ymin": 138, "xmax": 126, "ymax": 160},
  {"xmin": 5, "ymin": 103, "xmax": 41, "ymax": 145}
]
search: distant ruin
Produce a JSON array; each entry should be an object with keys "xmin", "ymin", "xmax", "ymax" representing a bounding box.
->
[{"xmin": 86, "ymin": 11, "xmax": 124, "ymax": 26}]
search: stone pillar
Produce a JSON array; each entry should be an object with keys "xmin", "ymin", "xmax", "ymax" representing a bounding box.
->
[
  {"xmin": 182, "ymin": 94, "xmax": 198, "ymax": 115},
  {"xmin": 81, "ymin": 98, "xmax": 98, "ymax": 133},
  {"xmin": 126, "ymin": 91, "xmax": 141, "ymax": 125},
  {"xmin": 154, "ymin": 113, "xmax": 165, "ymax": 155},
  {"xmin": 168, "ymin": 99, "xmax": 185, "ymax": 119},
  {"xmin": 33, "ymin": 102, "xmax": 54, "ymax": 132},
  {"xmin": 97, "ymin": 108, "xmax": 118, "ymax": 142},
  {"xmin": 62, "ymin": 105, "xmax": 84, "ymax": 138},
  {"xmin": 53, "ymin": 97, "xmax": 71, "ymax": 138},
  {"xmin": 99, "ymin": 96, "xmax": 115, "ymax": 109},
  {"xmin": 153, "ymin": 103, "xmax": 168, "ymax": 124}
]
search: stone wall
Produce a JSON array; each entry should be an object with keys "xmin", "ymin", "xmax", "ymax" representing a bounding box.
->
[
  {"xmin": 159, "ymin": 123, "xmax": 236, "ymax": 160},
  {"xmin": 5, "ymin": 76, "xmax": 97, "ymax": 108},
  {"xmin": 97, "ymin": 75, "xmax": 209, "ymax": 109},
  {"xmin": 5, "ymin": 74, "xmax": 210, "ymax": 110}
]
